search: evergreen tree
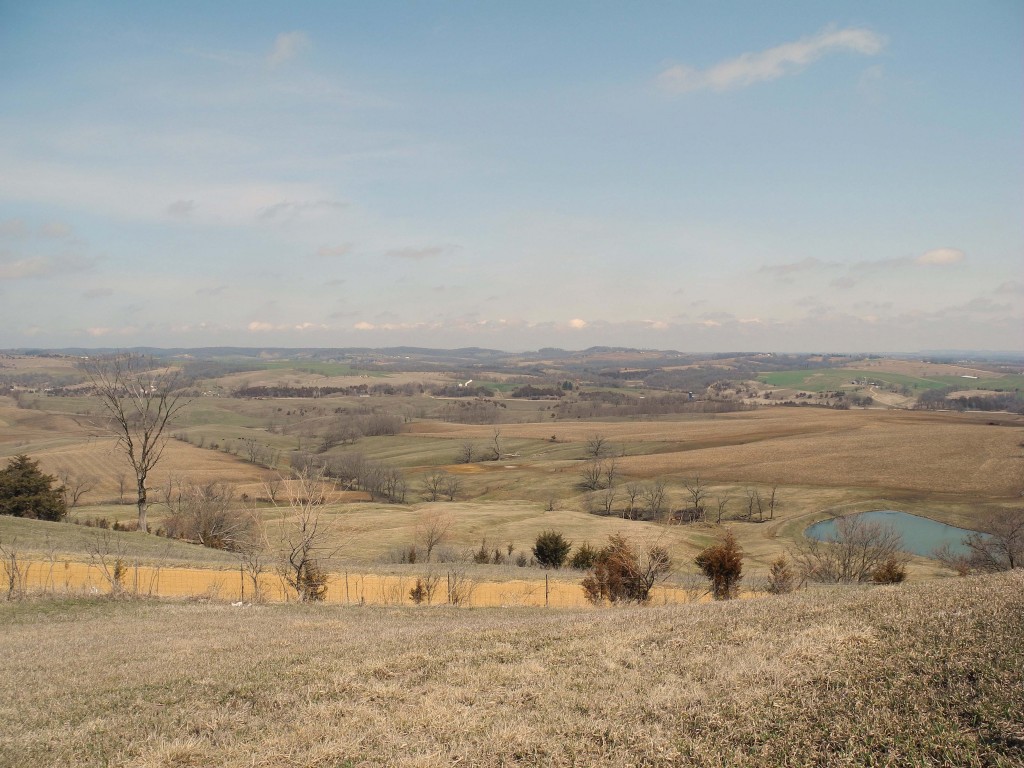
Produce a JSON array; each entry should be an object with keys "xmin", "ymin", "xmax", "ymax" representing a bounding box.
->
[{"xmin": 0, "ymin": 454, "xmax": 67, "ymax": 521}]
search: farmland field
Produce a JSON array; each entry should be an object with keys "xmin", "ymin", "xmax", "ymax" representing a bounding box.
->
[{"xmin": 2, "ymin": 351, "xmax": 1023, "ymax": 586}]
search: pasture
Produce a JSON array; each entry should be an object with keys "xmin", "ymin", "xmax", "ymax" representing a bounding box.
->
[{"xmin": 0, "ymin": 571, "xmax": 1020, "ymax": 766}]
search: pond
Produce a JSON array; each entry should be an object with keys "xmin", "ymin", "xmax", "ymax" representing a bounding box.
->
[{"xmin": 804, "ymin": 510, "xmax": 985, "ymax": 558}]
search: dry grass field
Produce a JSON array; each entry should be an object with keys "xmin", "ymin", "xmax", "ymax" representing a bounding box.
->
[
  {"xmin": 2, "ymin": 389, "xmax": 1021, "ymax": 583},
  {"xmin": 0, "ymin": 571, "xmax": 1020, "ymax": 767}
]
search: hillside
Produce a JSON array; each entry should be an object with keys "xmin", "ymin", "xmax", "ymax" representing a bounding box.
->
[{"xmin": 1, "ymin": 572, "xmax": 1021, "ymax": 767}]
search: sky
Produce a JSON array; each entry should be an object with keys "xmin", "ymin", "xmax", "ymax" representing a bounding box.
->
[{"xmin": 1, "ymin": 1, "xmax": 1021, "ymax": 353}]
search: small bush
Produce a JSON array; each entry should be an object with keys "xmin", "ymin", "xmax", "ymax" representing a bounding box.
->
[
  {"xmin": 695, "ymin": 530, "xmax": 743, "ymax": 600},
  {"xmin": 581, "ymin": 534, "xmax": 672, "ymax": 604},
  {"xmin": 569, "ymin": 543, "xmax": 599, "ymax": 570},
  {"xmin": 298, "ymin": 561, "xmax": 328, "ymax": 602},
  {"xmin": 871, "ymin": 556, "xmax": 907, "ymax": 584},
  {"xmin": 533, "ymin": 530, "xmax": 572, "ymax": 569},
  {"xmin": 765, "ymin": 554, "xmax": 796, "ymax": 594}
]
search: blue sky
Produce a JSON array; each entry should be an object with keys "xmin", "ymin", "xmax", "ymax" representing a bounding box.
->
[{"xmin": 1, "ymin": 1, "xmax": 1021, "ymax": 352}]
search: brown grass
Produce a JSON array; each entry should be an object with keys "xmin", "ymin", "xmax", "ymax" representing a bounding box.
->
[{"xmin": 0, "ymin": 571, "xmax": 1020, "ymax": 766}]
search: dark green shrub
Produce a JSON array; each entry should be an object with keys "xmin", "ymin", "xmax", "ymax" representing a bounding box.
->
[
  {"xmin": 533, "ymin": 530, "xmax": 572, "ymax": 569},
  {"xmin": 569, "ymin": 543, "xmax": 599, "ymax": 570},
  {"xmin": 0, "ymin": 454, "xmax": 66, "ymax": 521}
]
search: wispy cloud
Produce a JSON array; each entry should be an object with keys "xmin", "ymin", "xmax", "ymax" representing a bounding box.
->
[
  {"xmin": 166, "ymin": 200, "xmax": 196, "ymax": 218},
  {"xmin": 267, "ymin": 31, "xmax": 311, "ymax": 67},
  {"xmin": 657, "ymin": 25, "xmax": 885, "ymax": 94},
  {"xmin": 916, "ymin": 247, "xmax": 965, "ymax": 266},
  {"xmin": 386, "ymin": 246, "xmax": 445, "ymax": 260},
  {"xmin": 315, "ymin": 244, "xmax": 352, "ymax": 259},
  {"xmin": 0, "ymin": 255, "xmax": 51, "ymax": 280},
  {"xmin": 257, "ymin": 199, "xmax": 346, "ymax": 222},
  {"xmin": 993, "ymin": 280, "xmax": 1024, "ymax": 296},
  {"xmin": 757, "ymin": 256, "xmax": 830, "ymax": 277}
]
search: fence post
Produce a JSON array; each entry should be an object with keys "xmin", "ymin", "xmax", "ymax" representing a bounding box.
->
[
  {"xmin": 545, "ymin": 573, "xmax": 549, "ymax": 607},
  {"xmin": 240, "ymin": 564, "xmax": 245, "ymax": 601}
]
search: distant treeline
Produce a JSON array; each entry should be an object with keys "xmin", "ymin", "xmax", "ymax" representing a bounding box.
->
[
  {"xmin": 554, "ymin": 392, "xmax": 751, "ymax": 419},
  {"xmin": 917, "ymin": 387, "xmax": 1024, "ymax": 414},
  {"xmin": 235, "ymin": 383, "xmax": 423, "ymax": 398}
]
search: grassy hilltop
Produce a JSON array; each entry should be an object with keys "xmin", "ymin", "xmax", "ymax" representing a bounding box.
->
[{"xmin": 1, "ymin": 571, "xmax": 1021, "ymax": 767}]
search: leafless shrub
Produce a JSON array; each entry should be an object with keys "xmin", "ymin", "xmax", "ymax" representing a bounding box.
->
[
  {"xmin": 582, "ymin": 534, "xmax": 672, "ymax": 605},
  {"xmin": 415, "ymin": 509, "xmax": 453, "ymax": 562},
  {"xmin": 164, "ymin": 481, "xmax": 257, "ymax": 551},
  {"xmin": 446, "ymin": 565, "xmax": 478, "ymax": 606},
  {"xmin": 275, "ymin": 467, "xmax": 345, "ymax": 602},
  {"xmin": 87, "ymin": 530, "xmax": 130, "ymax": 596},
  {"xmin": 934, "ymin": 508, "xmax": 1023, "ymax": 574},
  {"xmin": 409, "ymin": 571, "xmax": 442, "ymax": 605},
  {"xmin": 0, "ymin": 537, "xmax": 30, "ymax": 600},
  {"xmin": 793, "ymin": 515, "xmax": 908, "ymax": 584}
]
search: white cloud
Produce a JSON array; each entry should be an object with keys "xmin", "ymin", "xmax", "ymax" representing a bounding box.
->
[
  {"xmin": 916, "ymin": 248, "xmax": 965, "ymax": 266},
  {"xmin": 657, "ymin": 25, "xmax": 885, "ymax": 94},
  {"xmin": 267, "ymin": 32, "xmax": 311, "ymax": 67},
  {"xmin": 247, "ymin": 321, "xmax": 275, "ymax": 331},
  {"xmin": 568, "ymin": 318, "xmax": 588, "ymax": 329}
]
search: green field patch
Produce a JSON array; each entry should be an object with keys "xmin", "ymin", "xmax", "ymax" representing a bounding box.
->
[{"xmin": 759, "ymin": 369, "xmax": 949, "ymax": 392}]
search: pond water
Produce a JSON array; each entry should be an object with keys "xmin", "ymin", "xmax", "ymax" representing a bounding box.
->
[{"xmin": 804, "ymin": 510, "xmax": 984, "ymax": 558}]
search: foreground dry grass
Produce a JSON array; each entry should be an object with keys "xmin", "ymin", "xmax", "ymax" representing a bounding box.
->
[{"xmin": 0, "ymin": 572, "xmax": 1021, "ymax": 767}]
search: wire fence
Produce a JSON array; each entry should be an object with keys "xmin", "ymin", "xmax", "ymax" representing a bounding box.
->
[{"xmin": 7, "ymin": 558, "xmax": 715, "ymax": 608}]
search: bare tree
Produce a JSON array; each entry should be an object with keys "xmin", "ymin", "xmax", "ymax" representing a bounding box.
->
[
  {"xmin": 767, "ymin": 484, "xmax": 779, "ymax": 521},
  {"xmin": 585, "ymin": 433, "xmax": 611, "ymax": 460},
  {"xmin": 235, "ymin": 503, "xmax": 269, "ymax": 602},
  {"xmin": 792, "ymin": 515, "xmax": 907, "ymax": 584},
  {"xmin": 276, "ymin": 467, "xmax": 344, "ymax": 601},
  {"xmin": 416, "ymin": 509, "xmax": 454, "ymax": 562},
  {"xmin": 442, "ymin": 473, "xmax": 461, "ymax": 502},
  {"xmin": 264, "ymin": 475, "xmax": 282, "ymax": 504},
  {"xmin": 745, "ymin": 488, "xmax": 762, "ymax": 521},
  {"xmin": 599, "ymin": 486, "xmax": 617, "ymax": 516},
  {"xmin": 84, "ymin": 354, "xmax": 191, "ymax": 533},
  {"xmin": 115, "ymin": 472, "xmax": 127, "ymax": 505},
  {"xmin": 420, "ymin": 469, "xmax": 453, "ymax": 502},
  {"xmin": 490, "ymin": 428, "xmax": 503, "ymax": 462},
  {"xmin": 579, "ymin": 460, "xmax": 605, "ymax": 491},
  {"xmin": 936, "ymin": 508, "xmax": 1024, "ymax": 573},
  {"xmin": 57, "ymin": 467, "xmax": 94, "ymax": 509},
  {"xmin": 715, "ymin": 494, "xmax": 730, "ymax": 525},
  {"xmin": 683, "ymin": 476, "xmax": 708, "ymax": 522},
  {"xmin": 603, "ymin": 457, "xmax": 618, "ymax": 490},
  {"xmin": 643, "ymin": 480, "xmax": 667, "ymax": 521},
  {"xmin": 624, "ymin": 482, "xmax": 643, "ymax": 519},
  {"xmin": 457, "ymin": 442, "xmax": 476, "ymax": 464}
]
